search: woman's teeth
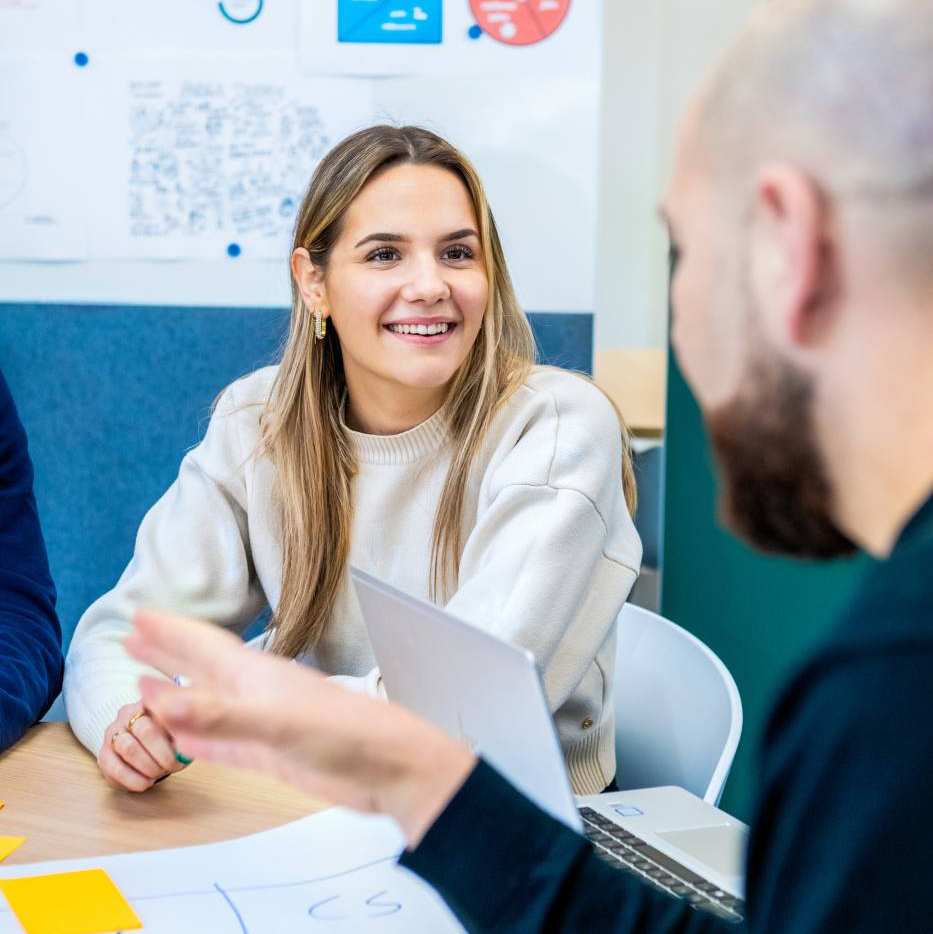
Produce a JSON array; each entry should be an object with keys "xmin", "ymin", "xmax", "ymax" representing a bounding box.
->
[{"xmin": 388, "ymin": 322, "xmax": 451, "ymax": 336}]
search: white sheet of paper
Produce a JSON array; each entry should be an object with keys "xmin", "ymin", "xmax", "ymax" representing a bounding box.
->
[
  {"xmin": 0, "ymin": 0, "xmax": 82, "ymax": 52},
  {"xmin": 0, "ymin": 808, "xmax": 466, "ymax": 933},
  {"xmin": 81, "ymin": 55, "xmax": 375, "ymax": 260},
  {"xmin": 81, "ymin": 0, "xmax": 300, "ymax": 54},
  {"xmin": 0, "ymin": 57, "xmax": 89, "ymax": 260},
  {"xmin": 300, "ymin": 0, "xmax": 601, "ymax": 79}
]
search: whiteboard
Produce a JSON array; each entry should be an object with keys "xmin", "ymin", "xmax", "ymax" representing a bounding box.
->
[{"xmin": 0, "ymin": 808, "xmax": 465, "ymax": 933}]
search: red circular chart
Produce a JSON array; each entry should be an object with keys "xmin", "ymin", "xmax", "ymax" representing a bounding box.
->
[{"xmin": 469, "ymin": 0, "xmax": 572, "ymax": 47}]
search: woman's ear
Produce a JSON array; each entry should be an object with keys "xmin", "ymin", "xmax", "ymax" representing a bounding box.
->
[{"xmin": 291, "ymin": 248, "xmax": 327, "ymax": 313}]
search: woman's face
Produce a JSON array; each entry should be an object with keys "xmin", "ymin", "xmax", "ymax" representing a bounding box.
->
[{"xmin": 296, "ymin": 162, "xmax": 489, "ymax": 420}]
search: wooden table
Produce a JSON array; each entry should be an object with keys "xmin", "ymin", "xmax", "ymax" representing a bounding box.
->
[
  {"xmin": 594, "ymin": 348, "xmax": 667, "ymax": 439},
  {"xmin": 0, "ymin": 723, "xmax": 327, "ymax": 867}
]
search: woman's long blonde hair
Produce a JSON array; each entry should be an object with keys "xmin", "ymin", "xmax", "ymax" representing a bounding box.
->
[{"xmin": 261, "ymin": 125, "xmax": 636, "ymax": 658}]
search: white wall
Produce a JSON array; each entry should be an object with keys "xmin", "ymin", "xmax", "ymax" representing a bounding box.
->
[{"xmin": 595, "ymin": 0, "xmax": 760, "ymax": 350}]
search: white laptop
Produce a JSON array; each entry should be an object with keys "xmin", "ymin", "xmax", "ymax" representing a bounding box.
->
[{"xmin": 351, "ymin": 567, "xmax": 748, "ymax": 923}]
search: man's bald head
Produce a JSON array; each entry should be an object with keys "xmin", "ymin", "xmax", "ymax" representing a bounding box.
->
[
  {"xmin": 666, "ymin": 0, "xmax": 933, "ymax": 559},
  {"xmin": 699, "ymin": 0, "xmax": 933, "ymax": 197}
]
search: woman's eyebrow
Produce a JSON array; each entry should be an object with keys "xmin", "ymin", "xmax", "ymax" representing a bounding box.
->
[
  {"xmin": 354, "ymin": 232, "xmax": 407, "ymax": 248},
  {"xmin": 439, "ymin": 228, "xmax": 479, "ymax": 242},
  {"xmin": 354, "ymin": 229, "xmax": 479, "ymax": 248}
]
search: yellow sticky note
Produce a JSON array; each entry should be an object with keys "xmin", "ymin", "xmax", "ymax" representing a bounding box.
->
[
  {"xmin": 0, "ymin": 868, "xmax": 142, "ymax": 934},
  {"xmin": 0, "ymin": 836, "xmax": 25, "ymax": 862}
]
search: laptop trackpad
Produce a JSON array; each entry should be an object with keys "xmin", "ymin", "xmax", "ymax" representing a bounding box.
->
[{"xmin": 656, "ymin": 825, "xmax": 748, "ymax": 878}]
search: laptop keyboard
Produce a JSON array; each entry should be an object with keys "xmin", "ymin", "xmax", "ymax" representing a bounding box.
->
[{"xmin": 578, "ymin": 807, "xmax": 745, "ymax": 923}]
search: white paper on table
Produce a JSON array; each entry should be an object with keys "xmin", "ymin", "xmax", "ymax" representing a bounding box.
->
[
  {"xmin": 0, "ymin": 808, "xmax": 466, "ymax": 933},
  {"xmin": 0, "ymin": 55, "xmax": 89, "ymax": 260},
  {"xmin": 0, "ymin": 0, "xmax": 82, "ymax": 52},
  {"xmin": 81, "ymin": 55, "xmax": 376, "ymax": 261},
  {"xmin": 300, "ymin": 0, "xmax": 601, "ymax": 79},
  {"xmin": 80, "ymin": 0, "xmax": 300, "ymax": 55},
  {"xmin": 373, "ymin": 74, "xmax": 599, "ymax": 313}
]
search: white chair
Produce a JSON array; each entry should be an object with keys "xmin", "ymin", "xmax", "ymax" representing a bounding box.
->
[{"xmin": 613, "ymin": 602, "xmax": 742, "ymax": 805}]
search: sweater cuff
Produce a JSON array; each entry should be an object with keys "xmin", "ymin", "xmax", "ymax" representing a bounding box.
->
[{"xmin": 399, "ymin": 759, "xmax": 588, "ymax": 931}]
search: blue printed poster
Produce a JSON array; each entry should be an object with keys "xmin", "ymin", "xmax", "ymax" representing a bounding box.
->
[{"xmin": 337, "ymin": 0, "xmax": 443, "ymax": 45}]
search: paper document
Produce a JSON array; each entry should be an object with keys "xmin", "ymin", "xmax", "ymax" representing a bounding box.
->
[
  {"xmin": 81, "ymin": 57, "xmax": 374, "ymax": 260},
  {"xmin": 81, "ymin": 0, "xmax": 299, "ymax": 54},
  {"xmin": 0, "ymin": 58, "xmax": 89, "ymax": 260},
  {"xmin": 301, "ymin": 0, "xmax": 601, "ymax": 78},
  {"xmin": 0, "ymin": 808, "xmax": 465, "ymax": 933}
]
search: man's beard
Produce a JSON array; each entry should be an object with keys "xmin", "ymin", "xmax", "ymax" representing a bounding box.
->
[{"xmin": 705, "ymin": 353, "xmax": 857, "ymax": 560}]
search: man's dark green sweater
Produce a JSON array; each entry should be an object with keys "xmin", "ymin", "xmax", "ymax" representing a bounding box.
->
[{"xmin": 401, "ymin": 492, "xmax": 933, "ymax": 932}]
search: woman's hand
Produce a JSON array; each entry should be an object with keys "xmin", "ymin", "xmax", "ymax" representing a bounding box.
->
[
  {"xmin": 125, "ymin": 609, "xmax": 476, "ymax": 845},
  {"xmin": 98, "ymin": 700, "xmax": 188, "ymax": 792}
]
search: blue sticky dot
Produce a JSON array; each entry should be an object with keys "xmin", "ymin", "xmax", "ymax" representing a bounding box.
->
[
  {"xmin": 74, "ymin": 51, "xmax": 89, "ymax": 67},
  {"xmin": 227, "ymin": 243, "xmax": 241, "ymax": 258},
  {"xmin": 468, "ymin": 24, "xmax": 483, "ymax": 40}
]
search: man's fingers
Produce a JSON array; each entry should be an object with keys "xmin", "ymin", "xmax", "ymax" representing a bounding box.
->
[
  {"xmin": 127, "ymin": 609, "xmax": 244, "ymax": 688},
  {"xmin": 141, "ymin": 677, "xmax": 274, "ymax": 746}
]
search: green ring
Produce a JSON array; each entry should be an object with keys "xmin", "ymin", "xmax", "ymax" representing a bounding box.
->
[{"xmin": 175, "ymin": 752, "xmax": 194, "ymax": 766}]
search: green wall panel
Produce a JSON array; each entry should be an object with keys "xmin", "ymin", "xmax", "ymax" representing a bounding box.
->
[{"xmin": 661, "ymin": 347, "xmax": 867, "ymax": 820}]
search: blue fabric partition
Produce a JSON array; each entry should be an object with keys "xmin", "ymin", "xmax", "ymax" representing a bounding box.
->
[{"xmin": 0, "ymin": 303, "xmax": 592, "ymax": 650}]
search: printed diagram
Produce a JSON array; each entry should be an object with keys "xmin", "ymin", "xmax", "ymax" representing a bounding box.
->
[
  {"xmin": 217, "ymin": 0, "xmax": 264, "ymax": 25},
  {"xmin": 0, "ymin": 130, "xmax": 27, "ymax": 211},
  {"xmin": 469, "ymin": 0, "xmax": 571, "ymax": 46},
  {"xmin": 338, "ymin": 0, "xmax": 442, "ymax": 44},
  {"xmin": 126, "ymin": 81, "xmax": 330, "ymax": 247}
]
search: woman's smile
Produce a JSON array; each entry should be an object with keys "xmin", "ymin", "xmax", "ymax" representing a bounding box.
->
[{"xmin": 384, "ymin": 318, "xmax": 459, "ymax": 345}]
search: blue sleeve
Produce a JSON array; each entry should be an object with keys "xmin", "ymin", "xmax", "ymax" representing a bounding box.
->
[
  {"xmin": 399, "ymin": 760, "xmax": 733, "ymax": 933},
  {"xmin": 743, "ymin": 649, "xmax": 933, "ymax": 933},
  {"xmin": 0, "ymin": 371, "xmax": 64, "ymax": 750}
]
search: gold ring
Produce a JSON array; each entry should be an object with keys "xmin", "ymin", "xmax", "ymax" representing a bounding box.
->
[
  {"xmin": 126, "ymin": 711, "xmax": 146, "ymax": 735},
  {"xmin": 110, "ymin": 729, "xmax": 123, "ymax": 749}
]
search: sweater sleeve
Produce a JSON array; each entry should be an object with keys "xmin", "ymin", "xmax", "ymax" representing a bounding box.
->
[
  {"xmin": 0, "ymin": 373, "xmax": 64, "ymax": 751},
  {"xmin": 741, "ymin": 650, "xmax": 933, "ymax": 933},
  {"xmin": 63, "ymin": 382, "xmax": 267, "ymax": 755},
  {"xmin": 400, "ymin": 759, "xmax": 732, "ymax": 934},
  {"xmin": 445, "ymin": 376, "xmax": 642, "ymax": 711}
]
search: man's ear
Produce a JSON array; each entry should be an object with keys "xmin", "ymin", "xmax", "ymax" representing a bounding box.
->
[
  {"xmin": 751, "ymin": 164, "xmax": 837, "ymax": 348},
  {"xmin": 291, "ymin": 248, "xmax": 328, "ymax": 312}
]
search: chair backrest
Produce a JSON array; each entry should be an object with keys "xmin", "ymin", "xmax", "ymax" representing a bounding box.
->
[{"xmin": 614, "ymin": 602, "xmax": 742, "ymax": 805}]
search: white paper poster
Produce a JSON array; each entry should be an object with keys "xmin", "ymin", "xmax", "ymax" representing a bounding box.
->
[
  {"xmin": 0, "ymin": 57, "xmax": 88, "ymax": 260},
  {"xmin": 301, "ymin": 0, "xmax": 600, "ymax": 78},
  {"xmin": 0, "ymin": 808, "xmax": 465, "ymax": 932},
  {"xmin": 82, "ymin": 57, "xmax": 375, "ymax": 260},
  {"xmin": 0, "ymin": 0, "xmax": 82, "ymax": 52},
  {"xmin": 80, "ymin": 0, "xmax": 300, "ymax": 54}
]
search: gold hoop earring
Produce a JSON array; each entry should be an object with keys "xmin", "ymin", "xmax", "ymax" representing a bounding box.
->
[{"xmin": 314, "ymin": 310, "xmax": 327, "ymax": 341}]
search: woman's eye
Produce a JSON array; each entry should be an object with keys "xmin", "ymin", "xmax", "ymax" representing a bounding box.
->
[
  {"xmin": 368, "ymin": 247, "xmax": 400, "ymax": 263},
  {"xmin": 444, "ymin": 245, "xmax": 474, "ymax": 262}
]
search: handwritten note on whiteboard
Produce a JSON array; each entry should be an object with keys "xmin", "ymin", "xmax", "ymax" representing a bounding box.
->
[{"xmin": 0, "ymin": 809, "xmax": 465, "ymax": 933}]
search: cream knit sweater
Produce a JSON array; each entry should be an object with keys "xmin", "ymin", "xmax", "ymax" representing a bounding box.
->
[{"xmin": 64, "ymin": 365, "xmax": 641, "ymax": 794}]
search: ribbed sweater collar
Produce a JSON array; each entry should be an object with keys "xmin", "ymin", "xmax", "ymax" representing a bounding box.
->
[{"xmin": 342, "ymin": 405, "xmax": 450, "ymax": 465}]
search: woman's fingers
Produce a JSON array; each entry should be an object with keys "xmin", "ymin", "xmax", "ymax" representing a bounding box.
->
[
  {"xmin": 127, "ymin": 609, "xmax": 245, "ymax": 688},
  {"xmin": 127, "ymin": 711, "xmax": 186, "ymax": 774},
  {"xmin": 98, "ymin": 720, "xmax": 158, "ymax": 792}
]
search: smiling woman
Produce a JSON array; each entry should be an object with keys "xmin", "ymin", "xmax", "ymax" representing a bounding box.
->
[{"xmin": 63, "ymin": 125, "xmax": 642, "ymax": 799}]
